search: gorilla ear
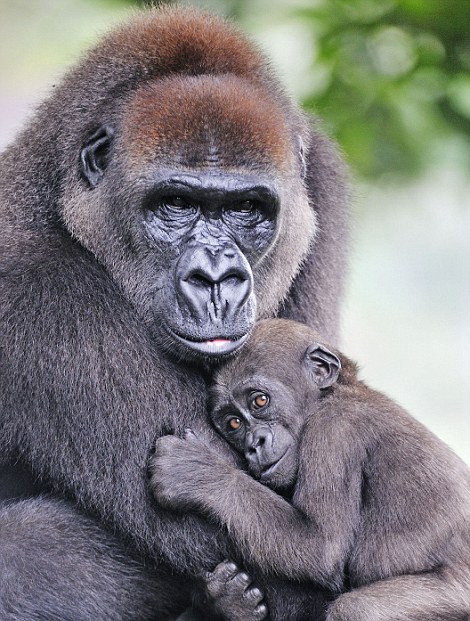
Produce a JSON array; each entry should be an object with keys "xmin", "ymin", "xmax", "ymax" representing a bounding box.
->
[
  {"xmin": 80, "ymin": 125, "xmax": 114, "ymax": 188},
  {"xmin": 305, "ymin": 343, "xmax": 341, "ymax": 389}
]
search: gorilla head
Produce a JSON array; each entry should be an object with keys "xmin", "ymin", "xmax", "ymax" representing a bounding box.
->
[{"xmin": 54, "ymin": 9, "xmax": 315, "ymax": 360}]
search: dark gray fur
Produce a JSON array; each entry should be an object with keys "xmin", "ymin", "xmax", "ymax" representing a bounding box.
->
[
  {"xmin": 152, "ymin": 319, "xmax": 470, "ymax": 621},
  {"xmin": 0, "ymin": 497, "xmax": 183, "ymax": 621},
  {"xmin": 0, "ymin": 7, "xmax": 348, "ymax": 620}
]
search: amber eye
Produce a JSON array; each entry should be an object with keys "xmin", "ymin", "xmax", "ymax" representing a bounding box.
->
[
  {"xmin": 251, "ymin": 392, "xmax": 269, "ymax": 409},
  {"xmin": 227, "ymin": 417, "xmax": 243, "ymax": 431}
]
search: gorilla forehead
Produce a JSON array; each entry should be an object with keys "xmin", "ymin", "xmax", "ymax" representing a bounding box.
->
[
  {"xmin": 122, "ymin": 75, "xmax": 296, "ymax": 171},
  {"xmin": 214, "ymin": 319, "xmax": 359, "ymax": 391},
  {"xmin": 241, "ymin": 319, "xmax": 320, "ymax": 359}
]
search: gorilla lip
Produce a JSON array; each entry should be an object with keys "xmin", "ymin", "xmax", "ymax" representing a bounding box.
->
[
  {"xmin": 260, "ymin": 449, "xmax": 289, "ymax": 481},
  {"xmin": 170, "ymin": 330, "xmax": 249, "ymax": 357},
  {"xmin": 207, "ymin": 338, "xmax": 231, "ymax": 346}
]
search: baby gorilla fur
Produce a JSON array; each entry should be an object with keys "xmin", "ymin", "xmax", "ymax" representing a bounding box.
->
[{"xmin": 151, "ymin": 319, "xmax": 470, "ymax": 621}]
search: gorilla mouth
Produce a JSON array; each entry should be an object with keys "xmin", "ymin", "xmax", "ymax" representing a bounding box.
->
[
  {"xmin": 260, "ymin": 449, "xmax": 289, "ymax": 481},
  {"xmin": 169, "ymin": 328, "xmax": 249, "ymax": 357}
]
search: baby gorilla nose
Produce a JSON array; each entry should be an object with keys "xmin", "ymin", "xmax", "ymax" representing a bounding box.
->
[
  {"xmin": 244, "ymin": 425, "xmax": 278, "ymax": 476},
  {"xmin": 246, "ymin": 427, "xmax": 269, "ymax": 454}
]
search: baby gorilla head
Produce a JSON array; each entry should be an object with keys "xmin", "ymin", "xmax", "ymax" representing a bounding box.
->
[{"xmin": 209, "ymin": 319, "xmax": 341, "ymax": 490}]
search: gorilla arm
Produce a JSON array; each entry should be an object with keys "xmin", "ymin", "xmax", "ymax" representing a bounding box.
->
[
  {"xmin": 150, "ymin": 424, "xmax": 363, "ymax": 592},
  {"xmin": 0, "ymin": 497, "xmax": 188, "ymax": 621}
]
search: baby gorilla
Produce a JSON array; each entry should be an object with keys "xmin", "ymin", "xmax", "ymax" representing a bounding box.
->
[{"xmin": 152, "ymin": 319, "xmax": 470, "ymax": 621}]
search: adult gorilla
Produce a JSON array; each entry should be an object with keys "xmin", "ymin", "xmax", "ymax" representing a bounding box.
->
[{"xmin": 0, "ymin": 7, "xmax": 348, "ymax": 621}]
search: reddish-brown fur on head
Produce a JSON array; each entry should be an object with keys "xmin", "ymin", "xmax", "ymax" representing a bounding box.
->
[
  {"xmin": 101, "ymin": 7, "xmax": 268, "ymax": 84},
  {"xmin": 123, "ymin": 75, "xmax": 294, "ymax": 172},
  {"xmin": 55, "ymin": 6, "xmax": 305, "ymax": 161}
]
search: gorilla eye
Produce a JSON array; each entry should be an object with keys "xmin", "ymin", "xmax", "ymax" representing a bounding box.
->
[
  {"xmin": 237, "ymin": 200, "xmax": 255, "ymax": 213},
  {"xmin": 251, "ymin": 392, "xmax": 269, "ymax": 410},
  {"xmin": 227, "ymin": 200, "xmax": 259, "ymax": 215},
  {"xmin": 163, "ymin": 196, "xmax": 190, "ymax": 209},
  {"xmin": 152, "ymin": 195, "xmax": 198, "ymax": 221},
  {"xmin": 227, "ymin": 416, "xmax": 243, "ymax": 431}
]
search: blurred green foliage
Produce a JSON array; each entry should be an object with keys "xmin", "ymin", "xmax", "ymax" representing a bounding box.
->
[
  {"xmin": 129, "ymin": 0, "xmax": 470, "ymax": 179},
  {"xmin": 296, "ymin": 0, "xmax": 470, "ymax": 178}
]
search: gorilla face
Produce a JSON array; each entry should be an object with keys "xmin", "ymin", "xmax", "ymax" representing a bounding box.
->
[
  {"xmin": 73, "ymin": 75, "xmax": 314, "ymax": 360},
  {"xmin": 210, "ymin": 376, "xmax": 303, "ymax": 491},
  {"xmin": 142, "ymin": 170, "xmax": 279, "ymax": 357}
]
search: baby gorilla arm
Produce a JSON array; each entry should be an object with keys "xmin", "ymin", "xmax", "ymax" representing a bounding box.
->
[{"xmin": 151, "ymin": 427, "xmax": 361, "ymax": 590}]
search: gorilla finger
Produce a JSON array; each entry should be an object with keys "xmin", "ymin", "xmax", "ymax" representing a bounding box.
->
[
  {"xmin": 206, "ymin": 560, "xmax": 240, "ymax": 595},
  {"xmin": 208, "ymin": 560, "xmax": 239, "ymax": 582},
  {"xmin": 229, "ymin": 571, "xmax": 252, "ymax": 590},
  {"xmin": 254, "ymin": 603, "xmax": 268, "ymax": 620},
  {"xmin": 183, "ymin": 428, "xmax": 200, "ymax": 442},
  {"xmin": 244, "ymin": 586, "xmax": 264, "ymax": 605},
  {"xmin": 154, "ymin": 434, "xmax": 181, "ymax": 454}
]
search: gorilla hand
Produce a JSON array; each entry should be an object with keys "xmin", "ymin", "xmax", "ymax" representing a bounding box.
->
[
  {"xmin": 150, "ymin": 430, "xmax": 237, "ymax": 511},
  {"xmin": 203, "ymin": 561, "xmax": 268, "ymax": 621}
]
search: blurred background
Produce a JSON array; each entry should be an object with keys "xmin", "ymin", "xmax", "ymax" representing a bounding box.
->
[{"xmin": 1, "ymin": 0, "xmax": 469, "ymax": 462}]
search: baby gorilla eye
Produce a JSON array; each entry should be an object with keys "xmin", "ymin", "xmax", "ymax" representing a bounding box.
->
[
  {"xmin": 251, "ymin": 392, "xmax": 269, "ymax": 410},
  {"xmin": 227, "ymin": 416, "xmax": 243, "ymax": 431}
]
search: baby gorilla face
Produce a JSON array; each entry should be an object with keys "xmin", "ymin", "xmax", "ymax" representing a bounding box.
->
[
  {"xmin": 210, "ymin": 319, "xmax": 343, "ymax": 491},
  {"xmin": 210, "ymin": 378, "xmax": 302, "ymax": 491}
]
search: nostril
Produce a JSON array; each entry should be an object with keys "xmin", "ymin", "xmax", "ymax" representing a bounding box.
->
[
  {"xmin": 186, "ymin": 272, "xmax": 213, "ymax": 288},
  {"xmin": 219, "ymin": 275, "xmax": 243, "ymax": 289},
  {"xmin": 219, "ymin": 269, "xmax": 249, "ymax": 287},
  {"xmin": 184, "ymin": 271, "xmax": 247, "ymax": 288},
  {"xmin": 250, "ymin": 436, "xmax": 265, "ymax": 452}
]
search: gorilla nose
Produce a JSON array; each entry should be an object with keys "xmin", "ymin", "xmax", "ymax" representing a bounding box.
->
[
  {"xmin": 246, "ymin": 427, "xmax": 273, "ymax": 456},
  {"xmin": 245, "ymin": 426, "xmax": 276, "ymax": 476},
  {"xmin": 176, "ymin": 244, "xmax": 253, "ymax": 322}
]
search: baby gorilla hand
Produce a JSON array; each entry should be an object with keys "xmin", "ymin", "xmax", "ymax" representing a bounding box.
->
[
  {"xmin": 205, "ymin": 560, "xmax": 268, "ymax": 621},
  {"xmin": 150, "ymin": 430, "xmax": 235, "ymax": 510}
]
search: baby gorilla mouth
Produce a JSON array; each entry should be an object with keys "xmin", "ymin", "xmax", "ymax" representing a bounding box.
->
[{"xmin": 260, "ymin": 449, "xmax": 289, "ymax": 481}]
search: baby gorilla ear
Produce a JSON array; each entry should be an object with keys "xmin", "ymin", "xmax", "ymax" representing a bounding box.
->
[{"xmin": 305, "ymin": 343, "xmax": 341, "ymax": 389}]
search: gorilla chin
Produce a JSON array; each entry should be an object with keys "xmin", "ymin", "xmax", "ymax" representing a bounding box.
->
[{"xmin": 163, "ymin": 305, "xmax": 254, "ymax": 359}]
